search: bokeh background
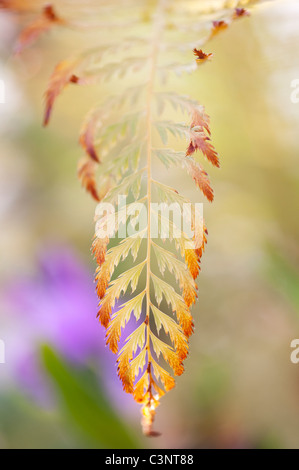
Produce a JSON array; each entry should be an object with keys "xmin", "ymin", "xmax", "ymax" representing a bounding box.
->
[{"xmin": 1, "ymin": 0, "xmax": 299, "ymax": 449}]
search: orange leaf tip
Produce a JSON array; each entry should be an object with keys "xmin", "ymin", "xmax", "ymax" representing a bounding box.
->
[
  {"xmin": 14, "ymin": 4, "xmax": 65, "ymax": 55},
  {"xmin": 233, "ymin": 8, "xmax": 250, "ymax": 20},
  {"xmin": 193, "ymin": 48, "xmax": 213, "ymax": 64}
]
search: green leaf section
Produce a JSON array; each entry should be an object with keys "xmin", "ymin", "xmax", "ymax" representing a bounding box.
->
[
  {"xmin": 103, "ymin": 169, "xmax": 145, "ymax": 204},
  {"xmin": 97, "ymin": 111, "xmax": 145, "ymax": 148},
  {"xmin": 151, "ymin": 272, "xmax": 184, "ymax": 308},
  {"xmin": 41, "ymin": 345, "xmax": 140, "ymax": 449},
  {"xmin": 107, "ymin": 260, "xmax": 146, "ymax": 299},
  {"xmin": 110, "ymin": 291, "xmax": 146, "ymax": 327},
  {"xmin": 101, "ymin": 140, "xmax": 145, "ymax": 181},
  {"xmin": 155, "ymin": 92, "xmax": 199, "ymax": 115},
  {"xmin": 155, "ymin": 120, "xmax": 189, "ymax": 145},
  {"xmin": 154, "ymin": 148, "xmax": 185, "ymax": 168},
  {"xmin": 84, "ymin": 57, "xmax": 148, "ymax": 81}
]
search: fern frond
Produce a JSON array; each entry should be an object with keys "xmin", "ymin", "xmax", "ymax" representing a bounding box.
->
[{"xmin": 2, "ymin": 0, "xmax": 275, "ymax": 436}]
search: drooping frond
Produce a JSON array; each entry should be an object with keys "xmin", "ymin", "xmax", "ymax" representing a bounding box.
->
[{"xmin": 1, "ymin": 0, "xmax": 275, "ymax": 436}]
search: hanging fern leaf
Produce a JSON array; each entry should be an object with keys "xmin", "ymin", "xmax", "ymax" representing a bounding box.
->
[{"xmin": 1, "ymin": 0, "xmax": 276, "ymax": 437}]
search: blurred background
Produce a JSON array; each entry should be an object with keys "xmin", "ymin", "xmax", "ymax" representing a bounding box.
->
[{"xmin": 0, "ymin": 0, "xmax": 299, "ymax": 449}]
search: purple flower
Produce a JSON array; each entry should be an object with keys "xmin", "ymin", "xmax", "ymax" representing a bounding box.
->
[
  {"xmin": 6, "ymin": 245, "xmax": 104, "ymax": 363},
  {"xmin": 1, "ymin": 246, "xmax": 103, "ymax": 388},
  {"xmin": 0, "ymin": 244, "xmax": 139, "ymax": 418}
]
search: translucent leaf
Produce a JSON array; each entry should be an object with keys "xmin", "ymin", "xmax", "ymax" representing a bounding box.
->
[
  {"xmin": 154, "ymin": 148, "xmax": 185, "ymax": 168},
  {"xmin": 120, "ymin": 323, "xmax": 146, "ymax": 357},
  {"xmin": 130, "ymin": 347, "xmax": 147, "ymax": 378},
  {"xmin": 151, "ymin": 207, "xmax": 194, "ymax": 253},
  {"xmin": 106, "ymin": 260, "xmax": 146, "ymax": 301},
  {"xmin": 153, "ymin": 180, "xmax": 190, "ymax": 205},
  {"xmin": 100, "ymin": 140, "xmax": 145, "ymax": 181},
  {"xmin": 150, "ymin": 332, "xmax": 184, "ymax": 376},
  {"xmin": 151, "ymin": 304, "xmax": 188, "ymax": 361},
  {"xmin": 151, "ymin": 273, "xmax": 193, "ymax": 338},
  {"xmin": 103, "ymin": 170, "xmax": 145, "ymax": 204},
  {"xmin": 151, "ymin": 359, "xmax": 175, "ymax": 392},
  {"xmin": 151, "ymin": 273, "xmax": 183, "ymax": 308},
  {"xmin": 96, "ymin": 111, "xmax": 145, "ymax": 150},
  {"xmin": 158, "ymin": 61, "xmax": 197, "ymax": 82},
  {"xmin": 155, "ymin": 121, "xmax": 189, "ymax": 145},
  {"xmin": 106, "ymin": 291, "xmax": 146, "ymax": 353},
  {"xmin": 155, "ymin": 92, "xmax": 200, "ymax": 116},
  {"xmin": 151, "ymin": 304, "xmax": 182, "ymax": 338},
  {"xmin": 83, "ymin": 56, "xmax": 148, "ymax": 83}
]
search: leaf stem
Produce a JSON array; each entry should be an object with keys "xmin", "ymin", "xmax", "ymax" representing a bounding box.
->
[{"xmin": 143, "ymin": 0, "xmax": 167, "ymax": 434}]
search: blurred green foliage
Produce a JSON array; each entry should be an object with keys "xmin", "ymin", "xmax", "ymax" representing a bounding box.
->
[
  {"xmin": 41, "ymin": 346, "xmax": 140, "ymax": 449},
  {"xmin": 265, "ymin": 247, "xmax": 299, "ymax": 317}
]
